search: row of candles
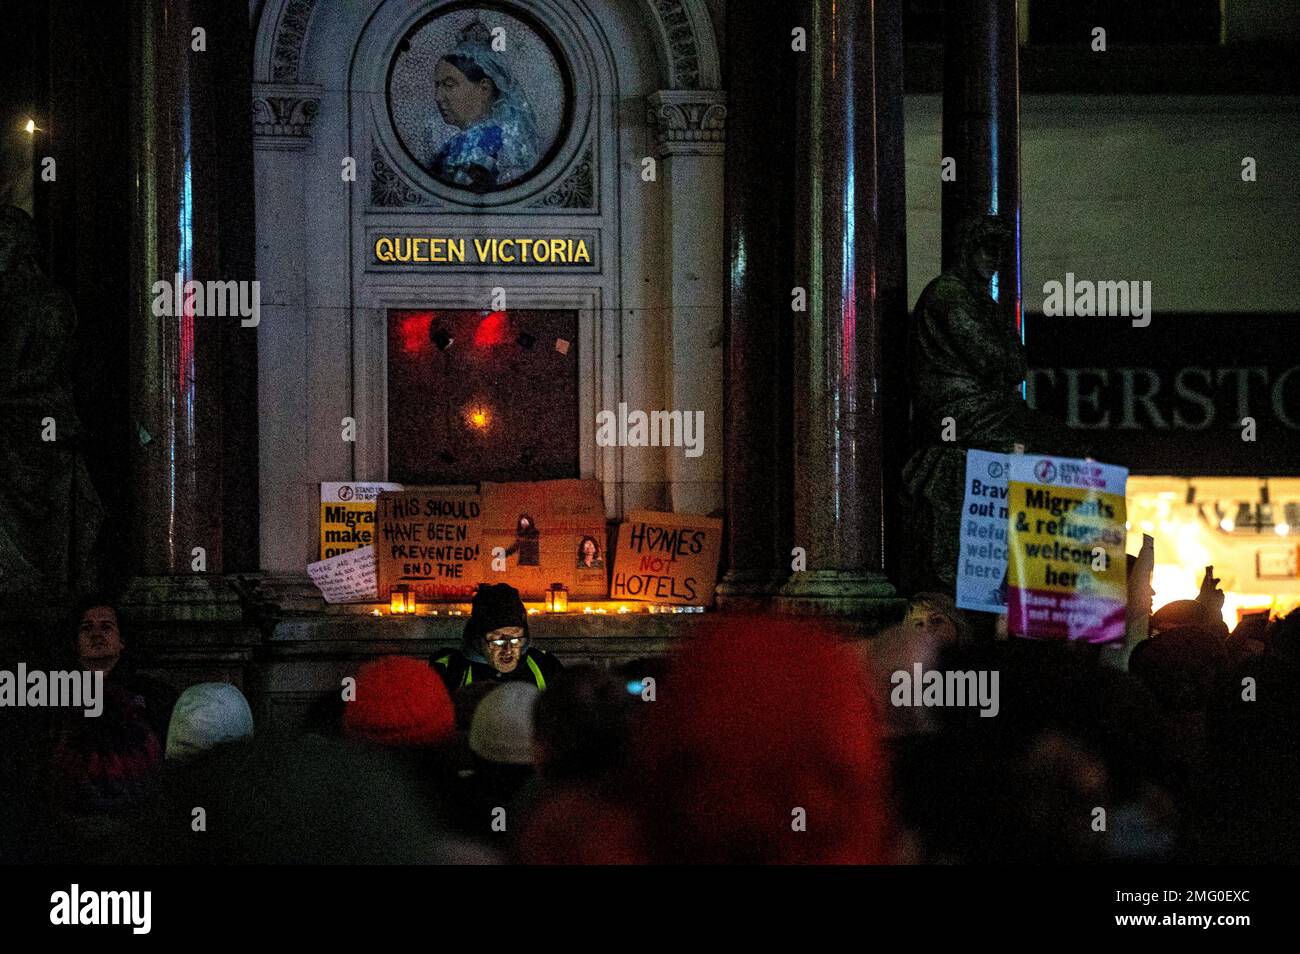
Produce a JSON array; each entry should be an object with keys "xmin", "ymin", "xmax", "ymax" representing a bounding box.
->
[{"xmin": 382, "ymin": 583, "xmax": 704, "ymax": 616}]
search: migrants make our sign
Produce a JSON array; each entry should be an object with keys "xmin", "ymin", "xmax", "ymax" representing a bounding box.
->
[
  {"xmin": 610, "ymin": 510, "xmax": 723, "ymax": 605},
  {"xmin": 956, "ymin": 449, "xmax": 1013, "ymax": 614},
  {"xmin": 1006, "ymin": 455, "xmax": 1129, "ymax": 643},
  {"xmin": 320, "ymin": 482, "xmax": 403, "ymax": 560}
]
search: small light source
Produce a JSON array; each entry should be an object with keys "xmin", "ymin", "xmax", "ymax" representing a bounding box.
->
[
  {"xmin": 545, "ymin": 582, "xmax": 568, "ymax": 613},
  {"xmin": 1220, "ymin": 517, "xmax": 1235, "ymax": 533},
  {"xmin": 24, "ymin": 118, "xmax": 36, "ymax": 134},
  {"xmin": 389, "ymin": 584, "xmax": 415, "ymax": 615},
  {"xmin": 1275, "ymin": 522, "xmax": 1291, "ymax": 537},
  {"xmin": 618, "ymin": 605, "xmax": 630, "ymax": 614},
  {"xmin": 467, "ymin": 406, "xmax": 490, "ymax": 429},
  {"xmin": 1235, "ymin": 502, "xmax": 1254, "ymax": 530}
]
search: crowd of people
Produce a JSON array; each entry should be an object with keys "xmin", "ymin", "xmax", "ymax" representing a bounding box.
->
[{"xmin": 3, "ymin": 573, "xmax": 1298, "ymax": 865}]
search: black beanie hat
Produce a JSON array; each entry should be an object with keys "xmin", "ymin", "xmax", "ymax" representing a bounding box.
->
[{"xmin": 463, "ymin": 583, "xmax": 529, "ymax": 653}]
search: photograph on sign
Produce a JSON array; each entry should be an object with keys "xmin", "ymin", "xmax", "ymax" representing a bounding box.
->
[{"xmin": 478, "ymin": 479, "xmax": 607, "ymax": 600}]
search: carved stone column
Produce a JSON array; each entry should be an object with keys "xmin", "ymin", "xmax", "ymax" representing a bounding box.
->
[
  {"xmin": 715, "ymin": 7, "xmax": 796, "ymax": 610},
  {"xmin": 129, "ymin": 0, "xmax": 226, "ymax": 576},
  {"xmin": 777, "ymin": 0, "xmax": 903, "ymax": 623},
  {"xmin": 646, "ymin": 90, "xmax": 726, "ymax": 517},
  {"xmin": 251, "ymin": 83, "xmax": 319, "ymax": 575},
  {"xmin": 875, "ymin": 0, "xmax": 911, "ymax": 586},
  {"xmin": 941, "ymin": 0, "xmax": 1022, "ymax": 333},
  {"xmin": 122, "ymin": 0, "xmax": 260, "ymax": 636}
]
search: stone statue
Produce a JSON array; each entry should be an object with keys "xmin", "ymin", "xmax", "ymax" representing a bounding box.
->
[
  {"xmin": 903, "ymin": 215, "xmax": 1087, "ymax": 595},
  {"xmin": 0, "ymin": 205, "xmax": 103, "ymax": 600}
]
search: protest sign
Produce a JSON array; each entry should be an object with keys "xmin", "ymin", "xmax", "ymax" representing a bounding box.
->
[
  {"xmin": 320, "ymin": 482, "xmax": 403, "ymax": 560},
  {"xmin": 306, "ymin": 546, "xmax": 378, "ymax": 604},
  {"xmin": 376, "ymin": 488, "xmax": 483, "ymax": 601},
  {"xmin": 1007, "ymin": 455, "xmax": 1128, "ymax": 642},
  {"xmin": 956, "ymin": 449, "xmax": 1013, "ymax": 613},
  {"xmin": 610, "ymin": 510, "xmax": 723, "ymax": 605},
  {"xmin": 478, "ymin": 480, "xmax": 607, "ymax": 600}
]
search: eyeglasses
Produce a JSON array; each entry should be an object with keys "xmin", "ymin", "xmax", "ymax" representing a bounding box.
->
[{"xmin": 487, "ymin": 637, "xmax": 526, "ymax": 648}]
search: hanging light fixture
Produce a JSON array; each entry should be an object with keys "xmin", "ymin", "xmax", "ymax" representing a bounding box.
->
[
  {"xmin": 1257, "ymin": 481, "xmax": 1274, "ymax": 531},
  {"xmin": 1214, "ymin": 501, "xmax": 1233, "ymax": 532},
  {"xmin": 1279, "ymin": 503, "xmax": 1300, "ymax": 537},
  {"xmin": 1234, "ymin": 501, "xmax": 1253, "ymax": 532}
]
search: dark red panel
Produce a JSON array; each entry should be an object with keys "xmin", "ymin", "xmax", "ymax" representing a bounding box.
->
[{"xmin": 387, "ymin": 308, "xmax": 579, "ymax": 483}]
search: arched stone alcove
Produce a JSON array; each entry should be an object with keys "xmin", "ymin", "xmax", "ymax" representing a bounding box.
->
[{"xmin": 250, "ymin": 0, "xmax": 725, "ymax": 574}]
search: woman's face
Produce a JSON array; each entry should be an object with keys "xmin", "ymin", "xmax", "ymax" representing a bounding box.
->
[
  {"xmin": 905, "ymin": 604, "xmax": 958, "ymax": 644},
  {"xmin": 582, "ymin": 540, "xmax": 597, "ymax": 561},
  {"xmin": 519, "ymin": 517, "xmax": 531, "ymax": 531},
  {"xmin": 77, "ymin": 606, "xmax": 123, "ymax": 674},
  {"xmin": 434, "ymin": 60, "xmax": 494, "ymax": 129}
]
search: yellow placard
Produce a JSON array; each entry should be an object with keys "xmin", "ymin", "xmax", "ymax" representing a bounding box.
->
[{"xmin": 320, "ymin": 482, "xmax": 402, "ymax": 560}]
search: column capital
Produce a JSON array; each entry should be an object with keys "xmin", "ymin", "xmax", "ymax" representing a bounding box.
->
[
  {"xmin": 646, "ymin": 90, "xmax": 727, "ymax": 157},
  {"xmin": 252, "ymin": 84, "xmax": 321, "ymax": 145}
]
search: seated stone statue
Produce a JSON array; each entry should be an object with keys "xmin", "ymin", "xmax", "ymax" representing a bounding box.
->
[
  {"xmin": 0, "ymin": 205, "xmax": 102, "ymax": 600},
  {"xmin": 903, "ymin": 215, "xmax": 1088, "ymax": 595}
]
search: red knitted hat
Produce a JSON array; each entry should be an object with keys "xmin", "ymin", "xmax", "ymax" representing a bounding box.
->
[
  {"xmin": 635, "ymin": 615, "xmax": 893, "ymax": 864},
  {"xmin": 342, "ymin": 656, "xmax": 456, "ymax": 747}
]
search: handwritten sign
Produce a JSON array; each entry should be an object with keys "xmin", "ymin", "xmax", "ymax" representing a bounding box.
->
[
  {"xmin": 1007, "ymin": 455, "xmax": 1128, "ymax": 643},
  {"xmin": 307, "ymin": 546, "xmax": 378, "ymax": 604},
  {"xmin": 376, "ymin": 488, "xmax": 483, "ymax": 601},
  {"xmin": 610, "ymin": 510, "xmax": 723, "ymax": 605}
]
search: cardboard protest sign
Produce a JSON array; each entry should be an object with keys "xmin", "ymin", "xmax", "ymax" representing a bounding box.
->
[
  {"xmin": 306, "ymin": 546, "xmax": 378, "ymax": 604},
  {"xmin": 610, "ymin": 510, "xmax": 723, "ymax": 605},
  {"xmin": 479, "ymin": 479, "xmax": 607, "ymax": 600},
  {"xmin": 1007, "ymin": 455, "xmax": 1128, "ymax": 642},
  {"xmin": 956, "ymin": 449, "xmax": 1013, "ymax": 614},
  {"xmin": 320, "ymin": 482, "xmax": 403, "ymax": 560},
  {"xmin": 376, "ymin": 488, "xmax": 483, "ymax": 601}
]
